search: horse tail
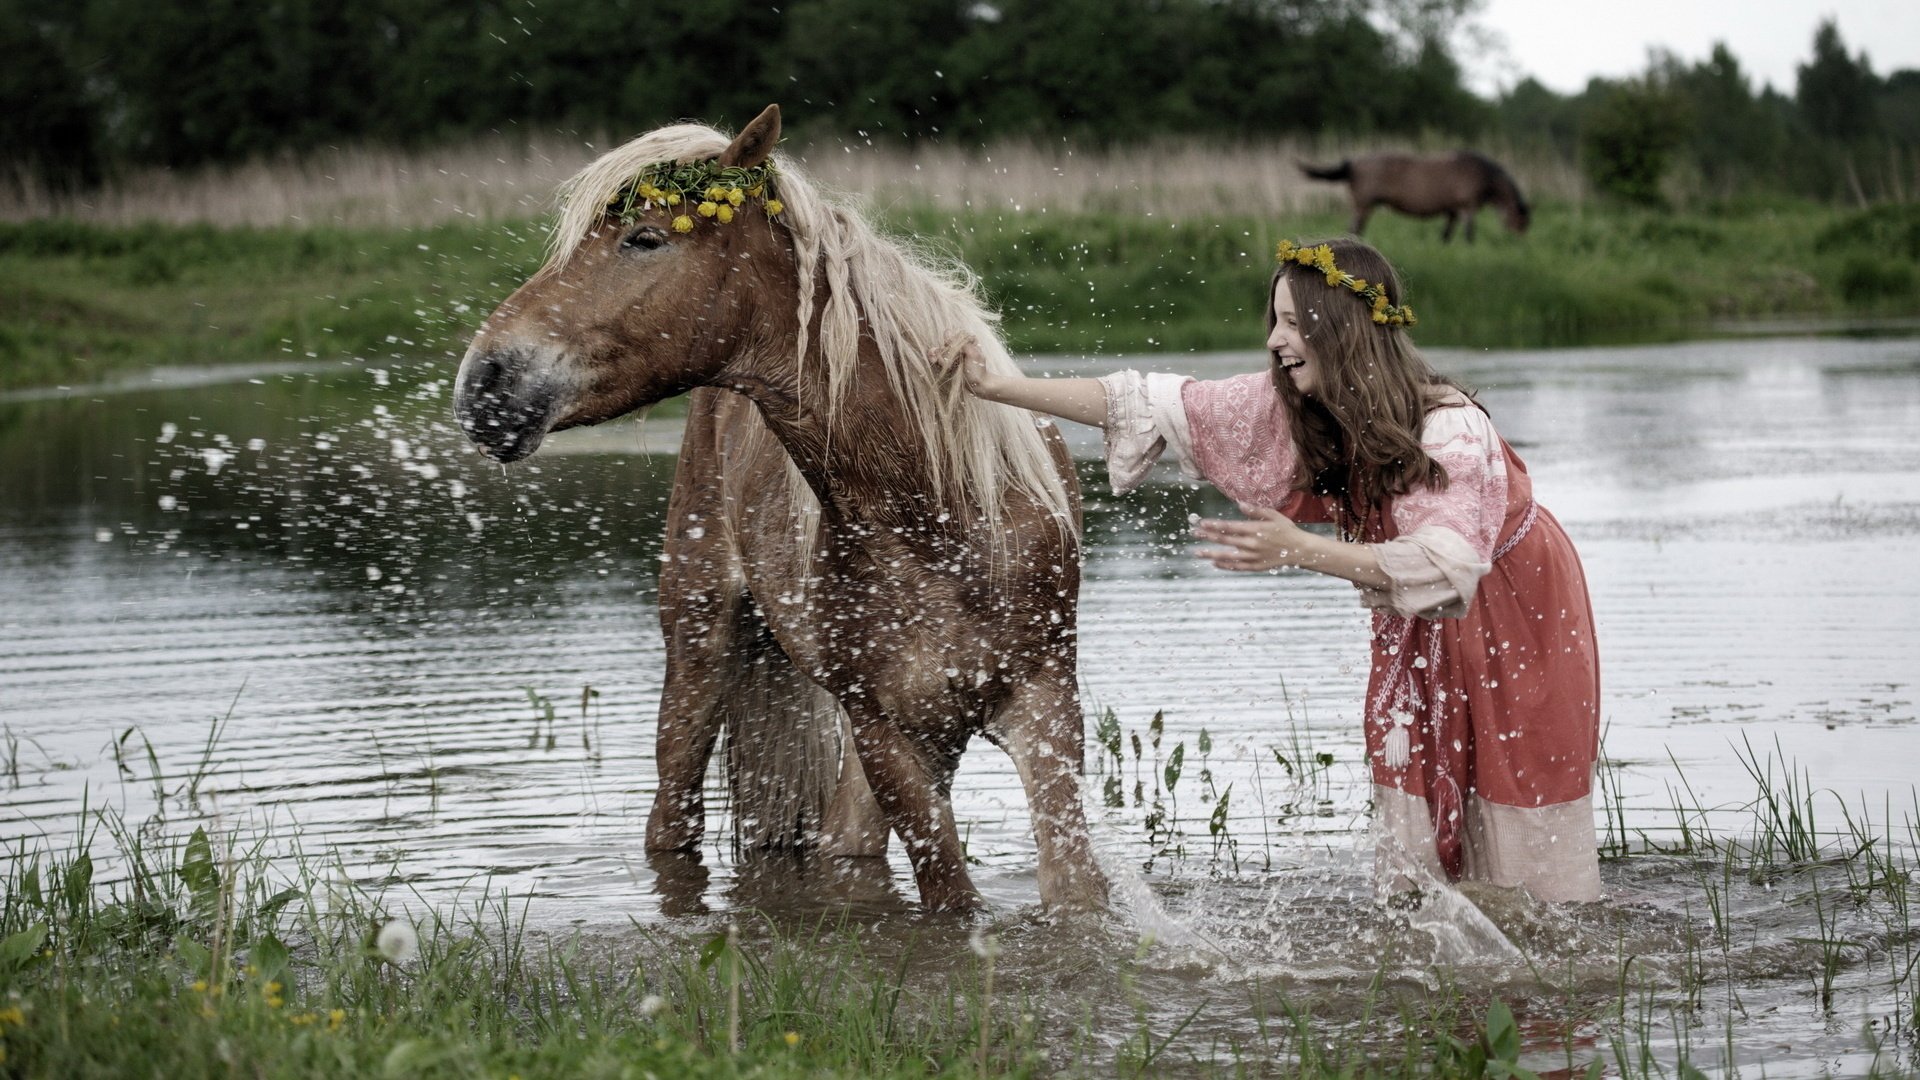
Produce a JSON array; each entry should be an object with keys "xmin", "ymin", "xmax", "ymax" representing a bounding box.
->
[
  {"xmin": 1299, "ymin": 159, "xmax": 1352, "ymax": 182},
  {"xmin": 719, "ymin": 592, "xmax": 849, "ymax": 853}
]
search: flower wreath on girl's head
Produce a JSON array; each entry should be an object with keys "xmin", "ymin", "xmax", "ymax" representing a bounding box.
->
[
  {"xmin": 606, "ymin": 159, "xmax": 784, "ymax": 234},
  {"xmin": 1275, "ymin": 240, "xmax": 1416, "ymax": 327}
]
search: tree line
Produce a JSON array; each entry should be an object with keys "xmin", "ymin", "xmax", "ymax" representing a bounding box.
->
[{"xmin": 3, "ymin": 0, "xmax": 1913, "ymax": 206}]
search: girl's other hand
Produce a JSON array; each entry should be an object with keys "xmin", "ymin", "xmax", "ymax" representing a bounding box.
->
[{"xmin": 1193, "ymin": 504, "xmax": 1314, "ymax": 572}]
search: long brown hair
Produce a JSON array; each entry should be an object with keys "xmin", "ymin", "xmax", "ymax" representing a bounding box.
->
[{"xmin": 1266, "ymin": 237, "xmax": 1469, "ymax": 516}]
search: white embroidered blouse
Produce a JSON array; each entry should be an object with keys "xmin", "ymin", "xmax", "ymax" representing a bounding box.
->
[{"xmin": 1097, "ymin": 370, "xmax": 1508, "ymax": 620}]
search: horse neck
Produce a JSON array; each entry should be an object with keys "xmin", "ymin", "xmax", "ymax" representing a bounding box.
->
[{"xmin": 726, "ymin": 305, "xmax": 956, "ymax": 535}]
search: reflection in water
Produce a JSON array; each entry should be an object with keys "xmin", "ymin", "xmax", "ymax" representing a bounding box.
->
[{"xmin": 4, "ymin": 334, "xmax": 1920, "ymax": 1073}]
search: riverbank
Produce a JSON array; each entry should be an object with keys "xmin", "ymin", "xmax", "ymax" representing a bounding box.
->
[{"xmin": 2, "ymin": 200, "xmax": 1916, "ymax": 392}]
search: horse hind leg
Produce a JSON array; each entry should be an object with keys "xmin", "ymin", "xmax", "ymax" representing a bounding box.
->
[{"xmin": 991, "ymin": 678, "xmax": 1109, "ymax": 911}]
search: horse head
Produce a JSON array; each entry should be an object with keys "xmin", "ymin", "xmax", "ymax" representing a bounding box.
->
[{"xmin": 454, "ymin": 106, "xmax": 788, "ymax": 462}]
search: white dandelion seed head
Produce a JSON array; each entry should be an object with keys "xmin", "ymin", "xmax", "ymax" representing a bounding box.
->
[{"xmin": 375, "ymin": 919, "xmax": 418, "ymax": 964}]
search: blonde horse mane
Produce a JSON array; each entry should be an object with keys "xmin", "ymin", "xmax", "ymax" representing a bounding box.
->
[{"xmin": 544, "ymin": 122, "xmax": 1076, "ymax": 544}]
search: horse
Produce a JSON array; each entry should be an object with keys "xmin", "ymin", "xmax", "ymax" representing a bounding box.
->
[
  {"xmin": 1300, "ymin": 151, "xmax": 1530, "ymax": 242},
  {"xmin": 452, "ymin": 105, "xmax": 1109, "ymax": 913}
]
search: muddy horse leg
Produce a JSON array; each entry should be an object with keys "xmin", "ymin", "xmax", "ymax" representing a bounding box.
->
[
  {"xmin": 845, "ymin": 707, "xmax": 981, "ymax": 912},
  {"xmin": 646, "ymin": 388, "xmax": 739, "ymax": 852},
  {"xmin": 992, "ymin": 679, "xmax": 1110, "ymax": 911},
  {"xmin": 645, "ymin": 586, "xmax": 734, "ymax": 851}
]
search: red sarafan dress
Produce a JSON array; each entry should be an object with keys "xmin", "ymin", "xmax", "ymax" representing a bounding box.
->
[{"xmin": 1101, "ymin": 371, "xmax": 1602, "ymax": 902}]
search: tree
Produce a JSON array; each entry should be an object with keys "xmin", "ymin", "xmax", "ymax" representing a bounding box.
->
[{"xmin": 1796, "ymin": 19, "xmax": 1878, "ymax": 142}]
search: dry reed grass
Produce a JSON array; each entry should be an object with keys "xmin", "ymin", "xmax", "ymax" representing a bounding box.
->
[{"xmin": 1, "ymin": 133, "xmax": 1587, "ymax": 229}]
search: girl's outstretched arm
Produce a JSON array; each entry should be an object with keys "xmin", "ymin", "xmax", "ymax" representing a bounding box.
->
[{"xmin": 937, "ymin": 335, "xmax": 1108, "ymax": 428}]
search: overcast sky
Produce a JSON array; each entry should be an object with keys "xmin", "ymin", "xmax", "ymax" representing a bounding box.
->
[{"xmin": 1462, "ymin": 0, "xmax": 1920, "ymax": 96}]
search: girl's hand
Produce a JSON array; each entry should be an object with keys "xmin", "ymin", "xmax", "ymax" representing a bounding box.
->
[
  {"xmin": 933, "ymin": 333, "xmax": 1001, "ymax": 398},
  {"xmin": 1193, "ymin": 504, "xmax": 1316, "ymax": 572}
]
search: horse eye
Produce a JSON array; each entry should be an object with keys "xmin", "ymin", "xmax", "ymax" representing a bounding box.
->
[{"xmin": 622, "ymin": 226, "xmax": 669, "ymax": 252}]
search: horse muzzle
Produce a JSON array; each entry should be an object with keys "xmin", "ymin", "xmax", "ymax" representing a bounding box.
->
[{"xmin": 453, "ymin": 345, "xmax": 562, "ymax": 463}]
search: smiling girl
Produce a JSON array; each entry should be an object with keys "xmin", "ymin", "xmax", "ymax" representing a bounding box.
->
[{"xmin": 942, "ymin": 236, "xmax": 1602, "ymax": 903}]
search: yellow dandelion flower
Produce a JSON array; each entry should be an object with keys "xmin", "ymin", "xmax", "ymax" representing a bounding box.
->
[
  {"xmin": 1349, "ymin": 276, "xmax": 1368, "ymax": 291},
  {"xmin": 784, "ymin": 1031, "xmax": 801, "ymax": 1048},
  {"xmin": 190, "ymin": 980, "xmax": 208, "ymax": 993},
  {"xmin": 706, "ymin": 186, "xmax": 726, "ymax": 201},
  {"xmin": 727, "ymin": 187, "xmax": 745, "ymax": 206},
  {"xmin": 0, "ymin": 1005, "xmax": 24, "ymax": 1027},
  {"xmin": 665, "ymin": 192, "xmax": 682, "ymax": 206},
  {"xmin": 764, "ymin": 198, "xmax": 785, "ymax": 216},
  {"xmin": 672, "ymin": 215, "xmax": 694, "ymax": 233},
  {"xmin": 1372, "ymin": 310, "xmax": 1389, "ymax": 324},
  {"xmin": 1326, "ymin": 270, "xmax": 1349, "ymax": 287},
  {"xmin": 697, "ymin": 201, "xmax": 719, "ymax": 218},
  {"xmin": 748, "ymin": 184, "xmax": 765, "ymax": 197},
  {"xmin": 716, "ymin": 204, "xmax": 734, "ymax": 224},
  {"xmin": 328, "ymin": 1008, "xmax": 346, "ymax": 1031}
]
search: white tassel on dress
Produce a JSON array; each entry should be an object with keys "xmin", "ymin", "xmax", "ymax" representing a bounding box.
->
[{"xmin": 1384, "ymin": 712, "xmax": 1413, "ymax": 769}]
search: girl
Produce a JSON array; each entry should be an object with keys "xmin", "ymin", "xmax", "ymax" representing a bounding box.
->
[{"xmin": 942, "ymin": 237, "xmax": 1602, "ymax": 902}]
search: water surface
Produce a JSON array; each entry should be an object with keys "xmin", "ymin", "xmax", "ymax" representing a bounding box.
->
[{"xmin": 4, "ymin": 335, "xmax": 1919, "ymax": 1072}]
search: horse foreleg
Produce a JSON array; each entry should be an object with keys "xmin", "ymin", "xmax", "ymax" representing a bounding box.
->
[
  {"xmin": 1350, "ymin": 203, "xmax": 1374, "ymax": 235},
  {"xmin": 1441, "ymin": 212, "xmax": 1459, "ymax": 243},
  {"xmin": 846, "ymin": 709, "xmax": 982, "ymax": 912},
  {"xmin": 992, "ymin": 680, "xmax": 1110, "ymax": 912}
]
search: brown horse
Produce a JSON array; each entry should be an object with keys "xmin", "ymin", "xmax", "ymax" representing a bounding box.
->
[
  {"xmin": 1300, "ymin": 151, "xmax": 1530, "ymax": 242},
  {"xmin": 452, "ymin": 105, "xmax": 1108, "ymax": 913}
]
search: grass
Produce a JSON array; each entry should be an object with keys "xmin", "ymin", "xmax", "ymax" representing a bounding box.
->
[
  {"xmin": 6, "ymin": 712, "xmax": 1920, "ymax": 1076},
  {"xmin": 4, "ymin": 198, "xmax": 1918, "ymax": 393}
]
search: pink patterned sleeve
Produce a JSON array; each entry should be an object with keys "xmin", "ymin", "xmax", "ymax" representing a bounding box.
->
[
  {"xmin": 1361, "ymin": 405, "xmax": 1509, "ymax": 618},
  {"xmin": 1178, "ymin": 372, "xmax": 1303, "ymax": 509}
]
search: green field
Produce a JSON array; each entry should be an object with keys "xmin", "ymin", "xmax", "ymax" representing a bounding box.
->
[{"xmin": 3, "ymin": 200, "xmax": 1918, "ymax": 393}]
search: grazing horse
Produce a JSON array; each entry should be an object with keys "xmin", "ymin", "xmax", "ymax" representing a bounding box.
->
[
  {"xmin": 452, "ymin": 105, "xmax": 1108, "ymax": 913},
  {"xmin": 1300, "ymin": 151, "xmax": 1530, "ymax": 242}
]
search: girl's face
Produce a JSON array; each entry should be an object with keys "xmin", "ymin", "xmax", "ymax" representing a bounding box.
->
[{"xmin": 1268, "ymin": 277, "xmax": 1318, "ymax": 397}]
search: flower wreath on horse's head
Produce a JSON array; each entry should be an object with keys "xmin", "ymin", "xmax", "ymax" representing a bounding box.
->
[
  {"xmin": 1275, "ymin": 240, "xmax": 1416, "ymax": 327},
  {"xmin": 607, "ymin": 158, "xmax": 784, "ymax": 235}
]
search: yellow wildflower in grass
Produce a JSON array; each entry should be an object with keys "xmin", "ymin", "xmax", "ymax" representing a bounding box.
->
[
  {"xmin": 697, "ymin": 201, "xmax": 719, "ymax": 218},
  {"xmin": 672, "ymin": 215, "xmax": 694, "ymax": 233},
  {"xmin": 716, "ymin": 205, "xmax": 734, "ymax": 224},
  {"xmin": 764, "ymin": 199, "xmax": 785, "ymax": 216},
  {"xmin": 727, "ymin": 187, "xmax": 745, "ymax": 207},
  {"xmin": 190, "ymin": 980, "xmax": 208, "ymax": 993},
  {"xmin": 784, "ymin": 1031, "xmax": 801, "ymax": 1048},
  {"xmin": 263, "ymin": 981, "xmax": 284, "ymax": 1008},
  {"xmin": 328, "ymin": 1008, "xmax": 347, "ymax": 1031},
  {"xmin": 0, "ymin": 1005, "xmax": 24, "ymax": 1027}
]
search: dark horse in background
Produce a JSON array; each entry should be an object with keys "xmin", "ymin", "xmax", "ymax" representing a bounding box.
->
[
  {"xmin": 1301, "ymin": 151, "xmax": 1530, "ymax": 242},
  {"xmin": 452, "ymin": 105, "xmax": 1108, "ymax": 913}
]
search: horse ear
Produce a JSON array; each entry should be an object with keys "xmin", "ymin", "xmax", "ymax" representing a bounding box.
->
[{"xmin": 718, "ymin": 105, "xmax": 781, "ymax": 169}]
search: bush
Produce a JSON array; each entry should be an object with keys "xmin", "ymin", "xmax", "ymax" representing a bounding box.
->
[{"xmin": 1581, "ymin": 81, "xmax": 1691, "ymax": 208}]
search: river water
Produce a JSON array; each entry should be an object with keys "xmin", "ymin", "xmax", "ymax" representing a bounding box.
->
[{"xmin": 3, "ymin": 334, "xmax": 1918, "ymax": 1073}]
